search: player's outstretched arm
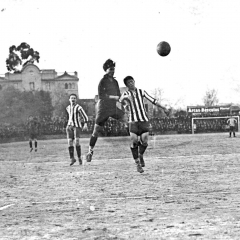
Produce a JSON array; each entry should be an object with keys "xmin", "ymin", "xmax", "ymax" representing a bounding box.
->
[{"xmin": 155, "ymin": 101, "xmax": 169, "ymax": 116}]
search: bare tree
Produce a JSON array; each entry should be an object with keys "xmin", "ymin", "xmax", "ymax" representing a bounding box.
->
[
  {"xmin": 150, "ymin": 88, "xmax": 169, "ymax": 117},
  {"xmin": 151, "ymin": 88, "xmax": 165, "ymax": 103},
  {"xmin": 203, "ymin": 89, "xmax": 219, "ymax": 107}
]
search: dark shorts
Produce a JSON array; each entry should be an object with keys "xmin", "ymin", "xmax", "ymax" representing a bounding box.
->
[
  {"xmin": 230, "ymin": 126, "xmax": 235, "ymax": 132},
  {"xmin": 66, "ymin": 126, "xmax": 81, "ymax": 139},
  {"xmin": 129, "ymin": 121, "xmax": 149, "ymax": 136},
  {"xmin": 95, "ymin": 104, "xmax": 125, "ymax": 126}
]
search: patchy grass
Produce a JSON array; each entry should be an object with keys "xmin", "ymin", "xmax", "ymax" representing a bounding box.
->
[{"xmin": 1, "ymin": 133, "xmax": 240, "ymax": 239}]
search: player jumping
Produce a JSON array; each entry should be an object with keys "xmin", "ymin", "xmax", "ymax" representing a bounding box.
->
[
  {"xmin": 86, "ymin": 59, "xmax": 127, "ymax": 162},
  {"xmin": 119, "ymin": 76, "xmax": 168, "ymax": 173}
]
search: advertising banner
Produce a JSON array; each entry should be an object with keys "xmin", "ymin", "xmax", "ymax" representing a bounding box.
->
[{"xmin": 187, "ymin": 106, "xmax": 232, "ymax": 116}]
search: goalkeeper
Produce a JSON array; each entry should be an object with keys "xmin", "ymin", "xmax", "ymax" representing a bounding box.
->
[{"xmin": 86, "ymin": 59, "xmax": 127, "ymax": 162}]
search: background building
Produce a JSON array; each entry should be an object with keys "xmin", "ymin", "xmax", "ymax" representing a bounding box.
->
[{"xmin": 0, "ymin": 63, "xmax": 79, "ymax": 96}]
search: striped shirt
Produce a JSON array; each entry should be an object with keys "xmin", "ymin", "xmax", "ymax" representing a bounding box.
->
[
  {"xmin": 119, "ymin": 88, "xmax": 157, "ymax": 122},
  {"xmin": 66, "ymin": 104, "xmax": 88, "ymax": 128}
]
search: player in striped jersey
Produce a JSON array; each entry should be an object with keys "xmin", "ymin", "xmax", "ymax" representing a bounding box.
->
[
  {"xmin": 119, "ymin": 76, "xmax": 168, "ymax": 173},
  {"xmin": 66, "ymin": 94, "xmax": 88, "ymax": 166}
]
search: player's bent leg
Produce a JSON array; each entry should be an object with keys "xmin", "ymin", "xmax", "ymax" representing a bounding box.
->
[
  {"xmin": 87, "ymin": 124, "xmax": 102, "ymax": 162},
  {"xmin": 139, "ymin": 132, "xmax": 149, "ymax": 167},
  {"xmin": 130, "ymin": 133, "xmax": 144, "ymax": 173}
]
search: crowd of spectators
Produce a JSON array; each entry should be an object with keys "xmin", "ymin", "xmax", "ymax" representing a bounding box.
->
[
  {"xmin": 150, "ymin": 116, "xmax": 192, "ymax": 134},
  {"xmin": 193, "ymin": 118, "xmax": 231, "ymax": 133},
  {"xmin": 0, "ymin": 115, "xmax": 236, "ymax": 140}
]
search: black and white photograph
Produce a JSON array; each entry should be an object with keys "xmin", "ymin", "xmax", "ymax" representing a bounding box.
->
[{"xmin": 1, "ymin": 0, "xmax": 240, "ymax": 239}]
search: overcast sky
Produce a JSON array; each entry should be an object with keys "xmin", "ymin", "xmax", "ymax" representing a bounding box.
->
[{"xmin": 0, "ymin": 0, "xmax": 240, "ymax": 108}]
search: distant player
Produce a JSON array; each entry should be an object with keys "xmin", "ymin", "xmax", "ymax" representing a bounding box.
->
[
  {"xmin": 66, "ymin": 94, "xmax": 88, "ymax": 166},
  {"xmin": 86, "ymin": 59, "xmax": 127, "ymax": 162},
  {"xmin": 227, "ymin": 115, "xmax": 237, "ymax": 137},
  {"xmin": 27, "ymin": 116, "xmax": 40, "ymax": 152},
  {"xmin": 119, "ymin": 76, "xmax": 168, "ymax": 173}
]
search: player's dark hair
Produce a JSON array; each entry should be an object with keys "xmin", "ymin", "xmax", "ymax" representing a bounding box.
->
[
  {"xmin": 123, "ymin": 76, "xmax": 134, "ymax": 86},
  {"xmin": 69, "ymin": 93, "xmax": 77, "ymax": 98},
  {"xmin": 103, "ymin": 59, "xmax": 115, "ymax": 71}
]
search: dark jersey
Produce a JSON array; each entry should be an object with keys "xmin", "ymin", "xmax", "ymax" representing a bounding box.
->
[
  {"xmin": 98, "ymin": 74, "xmax": 121, "ymax": 110},
  {"xmin": 27, "ymin": 119, "xmax": 40, "ymax": 134}
]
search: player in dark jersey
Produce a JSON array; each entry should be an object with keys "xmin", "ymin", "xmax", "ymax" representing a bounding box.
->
[
  {"xmin": 66, "ymin": 94, "xmax": 88, "ymax": 166},
  {"xmin": 120, "ymin": 76, "xmax": 168, "ymax": 173},
  {"xmin": 27, "ymin": 116, "xmax": 40, "ymax": 152},
  {"xmin": 227, "ymin": 115, "xmax": 237, "ymax": 137},
  {"xmin": 86, "ymin": 59, "xmax": 126, "ymax": 162}
]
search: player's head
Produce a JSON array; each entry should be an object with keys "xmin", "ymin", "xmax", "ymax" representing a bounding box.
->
[
  {"xmin": 103, "ymin": 59, "xmax": 115, "ymax": 76},
  {"xmin": 69, "ymin": 93, "xmax": 77, "ymax": 104},
  {"xmin": 123, "ymin": 76, "xmax": 135, "ymax": 90},
  {"xmin": 28, "ymin": 115, "xmax": 33, "ymax": 120}
]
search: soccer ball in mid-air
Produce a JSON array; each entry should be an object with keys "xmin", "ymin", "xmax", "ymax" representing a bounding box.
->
[{"xmin": 156, "ymin": 41, "xmax": 171, "ymax": 57}]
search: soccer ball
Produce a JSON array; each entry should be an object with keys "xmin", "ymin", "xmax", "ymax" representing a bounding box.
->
[{"xmin": 156, "ymin": 41, "xmax": 171, "ymax": 57}]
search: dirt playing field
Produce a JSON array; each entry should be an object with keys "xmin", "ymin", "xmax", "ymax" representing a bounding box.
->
[{"xmin": 1, "ymin": 133, "xmax": 240, "ymax": 239}]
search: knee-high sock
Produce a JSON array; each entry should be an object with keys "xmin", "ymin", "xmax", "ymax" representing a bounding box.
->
[
  {"xmin": 68, "ymin": 146, "xmax": 74, "ymax": 158},
  {"xmin": 139, "ymin": 143, "xmax": 148, "ymax": 155},
  {"xmin": 89, "ymin": 135, "xmax": 98, "ymax": 148},
  {"xmin": 76, "ymin": 145, "xmax": 81, "ymax": 158},
  {"xmin": 29, "ymin": 140, "xmax": 32, "ymax": 148},
  {"xmin": 130, "ymin": 146, "xmax": 139, "ymax": 160},
  {"xmin": 35, "ymin": 141, "xmax": 37, "ymax": 148}
]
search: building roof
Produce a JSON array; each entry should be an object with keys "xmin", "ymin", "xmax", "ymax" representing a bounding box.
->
[
  {"xmin": 21, "ymin": 63, "xmax": 41, "ymax": 73},
  {"xmin": 56, "ymin": 71, "xmax": 78, "ymax": 80}
]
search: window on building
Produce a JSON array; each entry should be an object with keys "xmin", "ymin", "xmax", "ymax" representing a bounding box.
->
[
  {"xmin": 72, "ymin": 83, "xmax": 75, "ymax": 89},
  {"xmin": 30, "ymin": 82, "xmax": 35, "ymax": 90},
  {"xmin": 65, "ymin": 83, "xmax": 68, "ymax": 89},
  {"xmin": 69, "ymin": 83, "xmax": 72, "ymax": 89}
]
